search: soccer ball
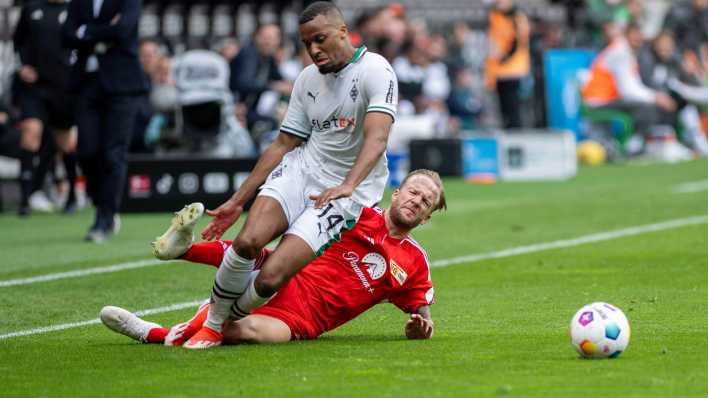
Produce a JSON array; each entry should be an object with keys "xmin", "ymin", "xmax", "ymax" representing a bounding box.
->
[{"xmin": 569, "ymin": 302, "xmax": 630, "ymax": 359}]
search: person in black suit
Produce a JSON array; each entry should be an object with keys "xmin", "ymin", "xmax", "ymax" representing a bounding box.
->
[{"xmin": 62, "ymin": 0, "xmax": 149, "ymax": 242}]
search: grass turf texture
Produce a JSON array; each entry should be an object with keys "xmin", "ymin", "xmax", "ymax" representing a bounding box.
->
[{"xmin": 1, "ymin": 159, "xmax": 708, "ymax": 397}]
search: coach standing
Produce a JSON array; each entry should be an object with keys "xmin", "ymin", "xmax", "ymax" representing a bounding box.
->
[{"xmin": 63, "ymin": 0, "xmax": 148, "ymax": 242}]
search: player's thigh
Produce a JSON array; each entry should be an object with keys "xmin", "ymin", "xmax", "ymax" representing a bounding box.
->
[
  {"xmin": 256, "ymin": 233, "xmax": 316, "ymax": 293},
  {"xmin": 235, "ymin": 195, "xmax": 290, "ymax": 252},
  {"xmin": 222, "ymin": 315, "xmax": 291, "ymax": 344}
]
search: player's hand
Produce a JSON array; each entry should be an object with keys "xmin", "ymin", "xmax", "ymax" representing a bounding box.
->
[
  {"xmin": 201, "ymin": 199, "xmax": 244, "ymax": 241},
  {"xmin": 19, "ymin": 65, "xmax": 38, "ymax": 84},
  {"xmin": 309, "ymin": 184, "xmax": 354, "ymax": 209},
  {"xmin": 405, "ymin": 314, "xmax": 434, "ymax": 340}
]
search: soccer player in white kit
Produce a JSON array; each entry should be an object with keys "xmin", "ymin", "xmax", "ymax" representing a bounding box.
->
[{"xmin": 181, "ymin": 1, "xmax": 399, "ymax": 348}]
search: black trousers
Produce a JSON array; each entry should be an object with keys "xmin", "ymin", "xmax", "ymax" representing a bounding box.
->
[
  {"xmin": 75, "ymin": 74, "xmax": 138, "ymax": 230},
  {"xmin": 496, "ymin": 78, "xmax": 522, "ymax": 129}
]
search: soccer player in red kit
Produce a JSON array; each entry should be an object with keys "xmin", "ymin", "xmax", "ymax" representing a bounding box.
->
[{"xmin": 100, "ymin": 170, "xmax": 445, "ymax": 344}]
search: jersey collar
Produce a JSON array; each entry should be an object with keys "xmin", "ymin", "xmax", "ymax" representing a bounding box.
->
[
  {"xmin": 333, "ymin": 46, "xmax": 367, "ymax": 78},
  {"xmin": 349, "ymin": 46, "xmax": 367, "ymax": 64}
]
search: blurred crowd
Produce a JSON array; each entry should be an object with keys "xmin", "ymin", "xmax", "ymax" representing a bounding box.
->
[
  {"xmin": 100, "ymin": 0, "xmax": 708, "ymax": 157},
  {"xmin": 1, "ymin": 0, "xmax": 707, "ymax": 216}
]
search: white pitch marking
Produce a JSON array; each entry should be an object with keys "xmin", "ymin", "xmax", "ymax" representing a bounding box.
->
[
  {"xmin": 2, "ymin": 214, "xmax": 708, "ymax": 340},
  {"xmin": 0, "ymin": 300, "xmax": 203, "ymax": 340},
  {"xmin": 673, "ymin": 179, "xmax": 708, "ymax": 194},
  {"xmin": 0, "ymin": 259, "xmax": 166, "ymax": 288},
  {"xmin": 430, "ymin": 214, "xmax": 708, "ymax": 268}
]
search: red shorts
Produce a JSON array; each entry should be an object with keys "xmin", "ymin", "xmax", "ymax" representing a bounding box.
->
[{"xmin": 252, "ymin": 277, "xmax": 322, "ymax": 340}]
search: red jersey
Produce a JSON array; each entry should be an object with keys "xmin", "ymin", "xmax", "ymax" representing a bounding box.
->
[{"xmin": 253, "ymin": 207, "xmax": 434, "ymax": 339}]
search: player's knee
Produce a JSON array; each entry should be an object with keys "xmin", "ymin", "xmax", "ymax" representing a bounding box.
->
[
  {"xmin": 254, "ymin": 268, "xmax": 284, "ymax": 297},
  {"xmin": 20, "ymin": 120, "xmax": 42, "ymax": 151},
  {"xmin": 54, "ymin": 129, "xmax": 77, "ymax": 153},
  {"xmin": 233, "ymin": 233, "xmax": 264, "ymax": 259}
]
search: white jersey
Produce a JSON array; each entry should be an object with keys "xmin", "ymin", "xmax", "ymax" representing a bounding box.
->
[{"xmin": 280, "ymin": 46, "xmax": 398, "ymax": 207}]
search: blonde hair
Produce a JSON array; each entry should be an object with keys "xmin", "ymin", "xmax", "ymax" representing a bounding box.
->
[{"xmin": 399, "ymin": 169, "xmax": 447, "ymax": 211}]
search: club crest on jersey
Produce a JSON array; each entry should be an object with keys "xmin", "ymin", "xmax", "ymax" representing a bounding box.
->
[
  {"xmin": 362, "ymin": 253, "xmax": 386, "ymax": 280},
  {"xmin": 350, "ymin": 84, "xmax": 359, "ymax": 102},
  {"xmin": 389, "ymin": 259, "xmax": 407, "ymax": 285}
]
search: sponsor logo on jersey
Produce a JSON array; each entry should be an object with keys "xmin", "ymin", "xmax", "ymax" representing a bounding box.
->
[
  {"xmin": 389, "ymin": 259, "xmax": 408, "ymax": 285},
  {"xmin": 311, "ymin": 116, "xmax": 356, "ymax": 131},
  {"xmin": 362, "ymin": 253, "xmax": 386, "ymax": 280},
  {"xmin": 342, "ymin": 252, "xmax": 374, "ymax": 293},
  {"xmin": 307, "ymin": 91, "xmax": 319, "ymax": 102}
]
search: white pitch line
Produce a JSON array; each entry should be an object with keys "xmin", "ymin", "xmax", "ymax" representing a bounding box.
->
[
  {"xmin": 2, "ymin": 214, "xmax": 708, "ymax": 341},
  {"xmin": 0, "ymin": 259, "xmax": 166, "ymax": 288},
  {"xmin": 0, "ymin": 300, "xmax": 203, "ymax": 341},
  {"xmin": 673, "ymin": 179, "xmax": 708, "ymax": 194},
  {"xmin": 430, "ymin": 214, "xmax": 708, "ymax": 268}
]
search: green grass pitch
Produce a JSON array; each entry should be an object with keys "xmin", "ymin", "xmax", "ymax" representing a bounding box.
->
[{"xmin": 1, "ymin": 159, "xmax": 708, "ymax": 397}]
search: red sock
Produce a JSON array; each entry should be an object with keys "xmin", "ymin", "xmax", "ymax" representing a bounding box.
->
[
  {"xmin": 171, "ymin": 303, "xmax": 211, "ymax": 345},
  {"xmin": 179, "ymin": 241, "xmax": 272, "ymax": 269},
  {"xmin": 146, "ymin": 327, "xmax": 169, "ymax": 344},
  {"xmin": 180, "ymin": 240, "xmax": 233, "ymax": 267}
]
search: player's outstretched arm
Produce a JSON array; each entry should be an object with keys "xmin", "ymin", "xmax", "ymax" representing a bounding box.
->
[
  {"xmin": 310, "ymin": 112, "xmax": 392, "ymax": 208},
  {"xmin": 405, "ymin": 305, "xmax": 434, "ymax": 340},
  {"xmin": 201, "ymin": 132, "xmax": 303, "ymax": 240}
]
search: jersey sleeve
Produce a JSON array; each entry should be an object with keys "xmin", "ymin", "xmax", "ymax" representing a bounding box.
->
[
  {"xmin": 363, "ymin": 56, "xmax": 398, "ymax": 122},
  {"xmin": 388, "ymin": 253, "xmax": 434, "ymax": 314},
  {"xmin": 280, "ymin": 69, "xmax": 311, "ymax": 140}
]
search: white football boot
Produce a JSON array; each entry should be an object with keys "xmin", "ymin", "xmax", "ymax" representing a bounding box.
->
[
  {"xmin": 151, "ymin": 202, "xmax": 205, "ymax": 260},
  {"xmin": 100, "ymin": 306, "xmax": 161, "ymax": 343}
]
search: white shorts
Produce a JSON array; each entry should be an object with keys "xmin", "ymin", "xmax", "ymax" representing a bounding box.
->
[{"xmin": 258, "ymin": 148, "xmax": 364, "ymax": 254}]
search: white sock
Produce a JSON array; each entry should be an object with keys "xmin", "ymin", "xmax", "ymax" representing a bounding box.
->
[
  {"xmin": 204, "ymin": 246, "xmax": 255, "ymax": 331},
  {"xmin": 231, "ymin": 271, "xmax": 272, "ymax": 319}
]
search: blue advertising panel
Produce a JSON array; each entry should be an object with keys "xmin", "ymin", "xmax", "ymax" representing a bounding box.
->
[
  {"xmin": 544, "ymin": 49, "xmax": 597, "ymax": 137},
  {"xmin": 463, "ymin": 137, "xmax": 499, "ymax": 181}
]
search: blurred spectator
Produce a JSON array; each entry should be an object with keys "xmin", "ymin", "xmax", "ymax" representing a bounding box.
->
[
  {"xmin": 351, "ymin": 4, "xmax": 407, "ymax": 59},
  {"xmin": 446, "ymin": 67, "xmax": 484, "ymax": 131},
  {"xmin": 581, "ymin": 21, "xmax": 678, "ymax": 155},
  {"xmin": 13, "ymin": 0, "xmax": 78, "ymax": 216},
  {"xmin": 215, "ymin": 38, "xmax": 240, "ymax": 62},
  {"xmin": 279, "ymin": 43, "xmax": 313, "ymax": 83},
  {"xmin": 393, "ymin": 38, "xmax": 450, "ymax": 116},
  {"xmin": 131, "ymin": 38, "xmax": 166, "ymax": 154},
  {"xmin": 584, "ymin": 0, "xmax": 634, "ymax": 48},
  {"xmin": 174, "ymin": 49, "xmax": 255, "ymax": 158},
  {"xmin": 138, "ymin": 38, "xmax": 162, "ymax": 81},
  {"xmin": 639, "ymin": 30, "xmax": 708, "ymax": 155},
  {"xmin": 485, "ymin": 0, "xmax": 530, "ymax": 129},
  {"xmin": 663, "ymin": 0, "xmax": 708, "ymax": 58},
  {"xmin": 229, "ymin": 24, "xmax": 292, "ymax": 141}
]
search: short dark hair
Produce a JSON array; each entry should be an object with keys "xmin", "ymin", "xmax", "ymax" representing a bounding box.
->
[{"xmin": 299, "ymin": 1, "xmax": 343, "ymax": 25}]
